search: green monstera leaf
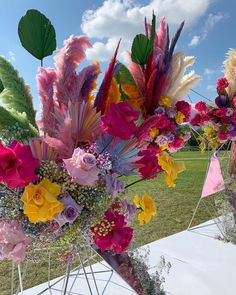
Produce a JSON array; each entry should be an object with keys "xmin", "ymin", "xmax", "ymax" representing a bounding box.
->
[
  {"xmin": 18, "ymin": 9, "xmax": 56, "ymax": 62},
  {"xmin": 131, "ymin": 34, "xmax": 152, "ymax": 66}
]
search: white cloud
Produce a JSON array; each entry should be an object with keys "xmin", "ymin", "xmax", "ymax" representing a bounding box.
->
[
  {"xmin": 7, "ymin": 51, "xmax": 16, "ymax": 62},
  {"xmin": 188, "ymin": 35, "xmax": 200, "ymax": 47},
  {"xmin": 81, "ymin": 0, "xmax": 211, "ymax": 62},
  {"xmin": 204, "ymin": 68, "xmax": 215, "ymax": 76},
  {"xmin": 188, "ymin": 12, "xmax": 229, "ymax": 48},
  {"xmin": 207, "ymin": 84, "xmax": 215, "ymax": 91}
]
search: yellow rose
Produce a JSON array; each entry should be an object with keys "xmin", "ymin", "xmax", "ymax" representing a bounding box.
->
[
  {"xmin": 133, "ymin": 193, "xmax": 157, "ymax": 225},
  {"xmin": 157, "ymin": 151, "xmax": 185, "ymax": 188},
  {"xmin": 159, "ymin": 96, "xmax": 171, "ymax": 108},
  {"xmin": 21, "ymin": 179, "xmax": 63, "ymax": 224},
  {"xmin": 175, "ymin": 111, "xmax": 185, "ymax": 124}
]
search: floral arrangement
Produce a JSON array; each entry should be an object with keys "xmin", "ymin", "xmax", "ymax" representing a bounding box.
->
[
  {"xmin": 190, "ymin": 49, "xmax": 236, "ymax": 150},
  {"xmin": 0, "ymin": 11, "xmax": 199, "ymax": 264}
]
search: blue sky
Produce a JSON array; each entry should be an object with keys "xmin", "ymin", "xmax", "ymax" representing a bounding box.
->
[{"xmin": 0, "ymin": 0, "xmax": 235, "ymax": 112}]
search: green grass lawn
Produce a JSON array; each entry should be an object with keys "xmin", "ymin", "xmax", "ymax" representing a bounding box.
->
[{"xmin": 0, "ymin": 151, "xmax": 222, "ymax": 294}]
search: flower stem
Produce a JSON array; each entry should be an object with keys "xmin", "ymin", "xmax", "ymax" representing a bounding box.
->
[{"xmin": 125, "ymin": 172, "xmax": 157, "ymax": 189}]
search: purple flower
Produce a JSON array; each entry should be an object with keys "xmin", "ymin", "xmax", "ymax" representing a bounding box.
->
[
  {"xmin": 167, "ymin": 107, "xmax": 176, "ymax": 118},
  {"xmin": 105, "ymin": 175, "xmax": 125, "ymax": 198},
  {"xmin": 154, "ymin": 106, "xmax": 165, "ymax": 115},
  {"xmin": 121, "ymin": 200, "xmax": 136, "ymax": 224},
  {"xmin": 55, "ymin": 195, "xmax": 82, "ymax": 227}
]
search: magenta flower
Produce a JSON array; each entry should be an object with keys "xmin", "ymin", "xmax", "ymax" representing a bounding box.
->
[
  {"xmin": 64, "ymin": 147, "xmax": 99, "ymax": 186},
  {"xmin": 91, "ymin": 211, "xmax": 133, "ymax": 254},
  {"xmin": 195, "ymin": 101, "xmax": 208, "ymax": 112},
  {"xmin": 55, "ymin": 195, "xmax": 82, "ymax": 227},
  {"xmin": 101, "ymin": 102, "xmax": 139, "ymax": 140},
  {"xmin": 217, "ymin": 77, "xmax": 229, "ymax": 94},
  {"xmin": 0, "ymin": 220, "xmax": 31, "ymax": 263},
  {"xmin": 175, "ymin": 101, "xmax": 191, "ymax": 122},
  {"xmin": 0, "ymin": 141, "xmax": 39, "ymax": 189}
]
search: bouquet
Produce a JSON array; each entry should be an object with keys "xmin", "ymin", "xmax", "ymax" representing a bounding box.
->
[
  {"xmin": 191, "ymin": 49, "xmax": 236, "ymax": 151},
  {"xmin": 0, "ymin": 11, "xmax": 199, "ymax": 265}
]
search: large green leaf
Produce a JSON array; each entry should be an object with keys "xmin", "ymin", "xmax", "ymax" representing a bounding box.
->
[
  {"xmin": 131, "ymin": 34, "xmax": 152, "ymax": 65},
  {"xmin": 0, "ymin": 79, "xmax": 3, "ymax": 93},
  {"xmin": 115, "ymin": 62, "xmax": 136, "ymax": 86},
  {"xmin": 18, "ymin": 9, "xmax": 56, "ymax": 60}
]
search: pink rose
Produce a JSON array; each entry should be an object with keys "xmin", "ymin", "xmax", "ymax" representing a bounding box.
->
[
  {"xmin": 101, "ymin": 102, "xmax": 139, "ymax": 140},
  {"xmin": 0, "ymin": 141, "xmax": 39, "ymax": 188},
  {"xmin": 0, "ymin": 220, "xmax": 31, "ymax": 263},
  {"xmin": 216, "ymin": 77, "xmax": 229, "ymax": 94},
  {"xmin": 64, "ymin": 148, "xmax": 99, "ymax": 186}
]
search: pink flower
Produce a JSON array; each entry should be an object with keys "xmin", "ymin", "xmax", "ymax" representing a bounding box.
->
[
  {"xmin": 175, "ymin": 101, "xmax": 191, "ymax": 122},
  {"xmin": 91, "ymin": 211, "xmax": 133, "ymax": 253},
  {"xmin": 101, "ymin": 102, "xmax": 139, "ymax": 140},
  {"xmin": 216, "ymin": 77, "xmax": 229, "ymax": 93},
  {"xmin": 0, "ymin": 220, "xmax": 31, "ymax": 263},
  {"xmin": 137, "ymin": 147, "xmax": 161, "ymax": 179},
  {"xmin": 64, "ymin": 148, "xmax": 99, "ymax": 186},
  {"xmin": 195, "ymin": 101, "xmax": 208, "ymax": 112},
  {"xmin": 0, "ymin": 141, "xmax": 39, "ymax": 189},
  {"xmin": 168, "ymin": 136, "xmax": 185, "ymax": 152}
]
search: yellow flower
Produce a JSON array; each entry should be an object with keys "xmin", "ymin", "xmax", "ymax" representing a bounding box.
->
[
  {"xmin": 149, "ymin": 127, "xmax": 159, "ymax": 138},
  {"xmin": 133, "ymin": 193, "xmax": 157, "ymax": 225},
  {"xmin": 175, "ymin": 111, "xmax": 185, "ymax": 124},
  {"xmin": 122, "ymin": 84, "xmax": 144, "ymax": 109},
  {"xmin": 159, "ymin": 96, "xmax": 171, "ymax": 108},
  {"xmin": 21, "ymin": 179, "xmax": 63, "ymax": 224},
  {"xmin": 157, "ymin": 152, "xmax": 185, "ymax": 188}
]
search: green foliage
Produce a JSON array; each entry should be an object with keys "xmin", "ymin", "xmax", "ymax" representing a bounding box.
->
[
  {"xmin": 115, "ymin": 62, "xmax": 136, "ymax": 86},
  {"xmin": 131, "ymin": 34, "xmax": 152, "ymax": 65},
  {"xmin": 0, "ymin": 56, "xmax": 37, "ymax": 128},
  {"xmin": 18, "ymin": 9, "xmax": 56, "ymax": 62},
  {"xmin": 0, "ymin": 79, "xmax": 3, "ymax": 93},
  {"xmin": 131, "ymin": 13, "xmax": 156, "ymax": 65},
  {"xmin": 115, "ymin": 62, "xmax": 137, "ymax": 100},
  {"xmin": 0, "ymin": 106, "xmax": 38, "ymax": 142}
]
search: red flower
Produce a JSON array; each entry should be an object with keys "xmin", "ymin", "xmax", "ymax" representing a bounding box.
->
[
  {"xmin": 101, "ymin": 102, "xmax": 139, "ymax": 140},
  {"xmin": 212, "ymin": 108, "xmax": 227, "ymax": 118},
  {"xmin": 218, "ymin": 131, "xmax": 229, "ymax": 141},
  {"xmin": 232, "ymin": 97, "xmax": 236, "ymax": 108},
  {"xmin": 231, "ymin": 112, "xmax": 236, "ymax": 124},
  {"xmin": 91, "ymin": 211, "xmax": 133, "ymax": 253},
  {"xmin": 137, "ymin": 147, "xmax": 161, "ymax": 179},
  {"xmin": 175, "ymin": 101, "xmax": 191, "ymax": 122},
  {"xmin": 190, "ymin": 114, "xmax": 202, "ymax": 126},
  {"xmin": 195, "ymin": 101, "xmax": 208, "ymax": 112},
  {"xmin": 216, "ymin": 77, "xmax": 229, "ymax": 93},
  {"xmin": 168, "ymin": 136, "xmax": 185, "ymax": 152},
  {"xmin": 0, "ymin": 141, "xmax": 39, "ymax": 188}
]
